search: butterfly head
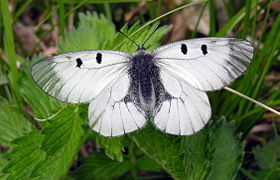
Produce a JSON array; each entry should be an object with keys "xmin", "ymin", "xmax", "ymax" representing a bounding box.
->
[{"xmin": 137, "ymin": 44, "xmax": 146, "ymax": 51}]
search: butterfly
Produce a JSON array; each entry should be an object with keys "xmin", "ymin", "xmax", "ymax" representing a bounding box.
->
[{"xmin": 31, "ymin": 36, "xmax": 254, "ymax": 137}]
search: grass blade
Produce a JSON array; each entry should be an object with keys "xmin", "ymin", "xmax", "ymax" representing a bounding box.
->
[{"xmin": 0, "ymin": 0, "xmax": 22, "ymax": 107}]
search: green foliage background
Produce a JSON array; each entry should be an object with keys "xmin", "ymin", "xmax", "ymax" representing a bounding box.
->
[{"xmin": 0, "ymin": 0, "xmax": 279, "ymax": 179}]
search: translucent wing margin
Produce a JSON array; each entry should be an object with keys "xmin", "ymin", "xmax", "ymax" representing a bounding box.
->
[
  {"xmin": 154, "ymin": 38, "xmax": 254, "ymax": 91},
  {"xmin": 31, "ymin": 50, "xmax": 130, "ymax": 104},
  {"xmin": 153, "ymin": 69, "xmax": 211, "ymax": 135}
]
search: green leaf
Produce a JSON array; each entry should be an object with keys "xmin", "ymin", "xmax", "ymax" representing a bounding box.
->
[
  {"xmin": 58, "ymin": 12, "xmax": 116, "ymax": 53},
  {"xmin": 58, "ymin": 12, "xmax": 170, "ymax": 53},
  {"xmin": 206, "ymin": 120, "xmax": 244, "ymax": 180},
  {"xmin": 30, "ymin": 108, "xmax": 85, "ymax": 179},
  {"xmin": 136, "ymin": 156, "xmax": 162, "ymax": 172},
  {"xmin": 74, "ymin": 152, "xmax": 132, "ymax": 180},
  {"xmin": 0, "ymin": 99, "xmax": 32, "ymax": 146},
  {"xmin": 250, "ymin": 137, "xmax": 280, "ymax": 179},
  {"xmin": 1, "ymin": 108, "xmax": 85, "ymax": 179},
  {"xmin": 0, "ymin": 152, "xmax": 8, "ymax": 179},
  {"xmin": 182, "ymin": 127, "xmax": 210, "ymax": 179},
  {"xmin": 132, "ymin": 124, "xmax": 184, "ymax": 179},
  {"xmin": 253, "ymin": 137, "xmax": 280, "ymax": 170},
  {"xmin": 1, "ymin": 132, "xmax": 45, "ymax": 179},
  {"xmin": 132, "ymin": 118, "xmax": 244, "ymax": 180},
  {"xmin": 96, "ymin": 136, "xmax": 125, "ymax": 161}
]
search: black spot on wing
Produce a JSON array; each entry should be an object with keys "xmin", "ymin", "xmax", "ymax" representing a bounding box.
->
[
  {"xmin": 201, "ymin": 44, "xmax": 208, "ymax": 55},
  {"xmin": 76, "ymin": 58, "xmax": 83, "ymax": 68},
  {"xmin": 181, "ymin": 44, "xmax": 187, "ymax": 55},
  {"xmin": 96, "ymin": 53, "xmax": 102, "ymax": 64}
]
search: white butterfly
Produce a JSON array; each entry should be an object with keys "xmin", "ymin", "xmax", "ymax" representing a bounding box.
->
[{"xmin": 31, "ymin": 37, "xmax": 254, "ymax": 137}]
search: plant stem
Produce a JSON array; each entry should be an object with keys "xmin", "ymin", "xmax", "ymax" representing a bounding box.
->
[
  {"xmin": 208, "ymin": 0, "xmax": 216, "ymax": 36},
  {"xmin": 103, "ymin": 3, "xmax": 112, "ymax": 21},
  {"xmin": 0, "ymin": 0, "xmax": 22, "ymax": 108},
  {"xmin": 129, "ymin": 142, "xmax": 138, "ymax": 180},
  {"xmin": 239, "ymin": 167, "xmax": 258, "ymax": 180},
  {"xmin": 58, "ymin": 0, "xmax": 65, "ymax": 37},
  {"xmin": 224, "ymin": 87, "xmax": 280, "ymax": 116}
]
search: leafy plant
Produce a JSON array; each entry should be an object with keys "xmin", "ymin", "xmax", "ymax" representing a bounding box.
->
[
  {"xmin": 252, "ymin": 137, "xmax": 280, "ymax": 179},
  {"xmin": 132, "ymin": 118, "xmax": 244, "ymax": 180},
  {"xmin": 1, "ymin": 107, "xmax": 85, "ymax": 179},
  {"xmin": 0, "ymin": 99, "xmax": 32, "ymax": 147}
]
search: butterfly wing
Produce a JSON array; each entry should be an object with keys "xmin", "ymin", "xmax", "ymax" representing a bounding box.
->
[
  {"xmin": 31, "ymin": 50, "xmax": 129, "ymax": 104},
  {"xmin": 153, "ymin": 69, "xmax": 211, "ymax": 135},
  {"xmin": 32, "ymin": 50, "xmax": 146, "ymax": 136},
  {"xmin": 154, "ymin": 38, "xmax": 254, "ymax": 91},
  {"xmin": 152, "ymin": 37, "xmax": 253, "ymax": 135},
  {"xmin": 88, "ymin": 73, "xmax": 146, "ymax": 137}
]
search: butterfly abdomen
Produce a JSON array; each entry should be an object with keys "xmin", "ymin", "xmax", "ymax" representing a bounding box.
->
[{"xmin": 127, "ymin": 51, "xmax": 167, "ymax": 112}]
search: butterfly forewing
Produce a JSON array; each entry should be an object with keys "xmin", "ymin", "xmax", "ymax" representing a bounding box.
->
[
  {"xmin": 31, "ymin": 50, "xmax": 130, "ymax": 104},
  {"xmin": 154, "ymin": 38, "xmax": 254, "ymax": 91}
]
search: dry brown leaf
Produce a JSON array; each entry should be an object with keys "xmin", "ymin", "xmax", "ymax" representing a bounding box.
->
[
  {"xmin": 169, "ymin": 2, "xmax": 209, "ymax": 41},
  {"xmin": 249, "ymin": 124, "xmax": 272, "ymax": 133},
  {"xmin": 271, "ymin": 1, "xmax": 280, "ymax": 11},
  {"xmin": 124, "ymin": 1, "xmax": 147, "ymax": 22},
  {"xmin": 13, "ymin": 22, "xmax": 46, "ymax": 55},
  {"xmin": 43, "ymin": 47, "xmax": 57, "ymax": 56}
]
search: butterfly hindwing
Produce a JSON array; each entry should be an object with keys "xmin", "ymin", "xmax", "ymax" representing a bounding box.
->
[
  {"xmin": 31, "ymin": 50, "xmax": 129, "ymax": 104},
  {"xmin": 88, "ymin": 73, "xmax": 146, "ymax": 137},
  {"xmin": 153, "ymin": 69, "xmax": 211, "ymax": 135},
  {"xmin": 154, "ymin": 38, "xmax": 254, "ymax": 91}
]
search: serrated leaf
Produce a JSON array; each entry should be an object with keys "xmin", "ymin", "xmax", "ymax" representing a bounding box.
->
[
  {"xmin": 0, "ymin": 152, "xmax": 8, "ymax": 179},
  {"xmin": 182, "ymin": 127, "xmax": 211, "ymax": 179},
  {"xmin": 1, "ymin": 132, "xmax": 45, "ymax": 179},
  {"xmin": 0, "ymin": 100, "xmax": 32, "ymax": 146},
  {"xmin": 41, "ymin": 108, "xmax": 83, "ymax": 155},
  {"xmin": 136, "ymin": 156, "xmax": 162, "ymax": 172},
  {"xmin": 30, "ymin": 108, "xmax": 85, "ymax": 179},
  {"xmin": 58, "ymin": 12, "xmax": 116, "ymax": 53},
  {"xmin": 253, "ymin": 137, "xmax": 280, "ymax": 170},
  {"xmin": 58, "ymin": 12, "xmax": 170, "ymax": 54},
  {"xmin": 132, "ymin": 124, "xmax": 184, "ymax": 179},
  {"xmin": 1, "ymin": 108, "xmax": 85, "ymax": 179},
  {"xmin": 206, "ymin": 119, "xmax": 244, "ymax": 180},
  {"xmin": 96, "ymin": 136, "xmax": 124, "ymax": 161},
  {"xmin": 132, "ymin": 118, "xmax": 244, "ymax": 180},
  {"xmin": 74, "ymin": 152, "xmax": 132, "ymax": 180}
]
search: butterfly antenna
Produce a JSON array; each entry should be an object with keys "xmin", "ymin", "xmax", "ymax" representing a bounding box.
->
[
  {"xmin": 118, "ymin": 30, "xmax": 140, "ymax": 49},
  {"xmin": 142, "ymin": 26, "xmax": 158, "ymax": 47}
]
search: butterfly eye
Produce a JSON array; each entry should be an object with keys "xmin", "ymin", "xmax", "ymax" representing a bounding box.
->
[
  {"xmin": 201, "ymin": 44, "xmax": 208, "ymax": 55},
  {"xmin": 76, "ymin": 58, "xmax": 83, "ymax": 68},
  {"xmin": 96, "ymin": 53, "xmax": 102, "ymax": 64},
  {"xmin": 181, "ymin": 44, "xmax": 188, "ymax": 55}
]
